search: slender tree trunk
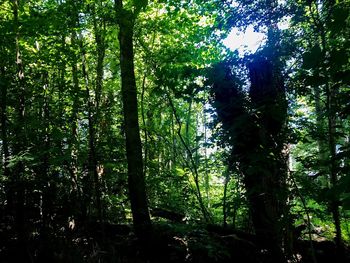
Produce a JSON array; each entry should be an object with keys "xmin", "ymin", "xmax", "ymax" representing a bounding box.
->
[
  {"xmin": 116, "ymin": 1, "xmax": 151, "ymax": 239},
  {"xmin": 12, "ymin": 0, "xmax": 28, "ymax": 259},
  {"xmin": 171, "ymin": 112, "xmax": 176, "ymax": 169},
  {"xmin": 0, "ymin": 63, "xmax": 13, "ymax": 224},
  {"xmin": 69, "ymin": 32, "xmax": 83, "ymax": 220},
  {"xmin": 314, "ymin": 79, "xmax": 342, "ymax": 248},
  {"xmin": 168, "ymin": 96, "xmax": 210, "ymax": 222},
  {"xmin": 79, "ymin": 37, "xmax": 97, "ymax": 221},
  {"xmin": 91, "ymin": 1, "xmax": 106, "ymax": 224},
  {"xmin": 326, "ymin": 82, "xmax": 342, "ymax": 249},
  {"xmin": 316, "ymin": 2, "xmax": 342, "ymax": 247},
  {"xmin": 141, "ymin": 75, "xmax": 148, "ymax": 177},
  {"xmin": 185, "ymin": 101, "xmax": 192, "ymax": 146},
  {"xmin": 140, "ymin": 24, "xmax": 157, "ymax": 177},
  {"xmin": 314, "ymin": 86, "xmax": 327, "ymax": 163},
  {"xmin": 70, "ymin": 0, "xmax": 103, "ymax": 224},
  {"xmin": 203, "ymin": 106, "xmax": 210, "ymax": 207},
  {"xmin": 0, "ymin": 65, "xmax": 10, "ymax": 202},
  {"xmin": 222, "ymin": 169, "xmax": 230, "ymax": 228}
]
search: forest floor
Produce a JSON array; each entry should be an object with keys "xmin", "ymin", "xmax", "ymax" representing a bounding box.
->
[{"xmin": 1, "ymin": 221, "xmax": 350, "ymax": 263}]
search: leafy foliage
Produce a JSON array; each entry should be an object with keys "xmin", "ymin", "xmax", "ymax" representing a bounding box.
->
[{"xmin": 0, "ymin": 0, "xmax": 350, "ymax": 262}]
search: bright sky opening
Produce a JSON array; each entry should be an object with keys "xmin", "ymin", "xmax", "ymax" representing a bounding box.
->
[{"xmin": 223, "ymin": 25, "xmax": 266, "ymax": 55}]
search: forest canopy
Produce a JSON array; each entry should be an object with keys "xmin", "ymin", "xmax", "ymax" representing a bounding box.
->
[{"xmin": 0, "ymin": 0, "xmax": 350, "ymax": 262}]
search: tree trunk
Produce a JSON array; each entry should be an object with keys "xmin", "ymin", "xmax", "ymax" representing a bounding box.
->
[
  {"xmin": 326, "ymin": 82, "xmax": 342, "ymax": 249},
  {"xmin": 90, "ymin": 1, "xmax": 106, "ymax": 225},
  {"xmin": 69, "ymin": 31, "xmax": 83, "ymax": 221},
  {"xmin": 222, "ymin": 169, "xmax": 230, "ymax": 228},
  {"xmin": 116, "ymin": 1, "xmax": 152, "ymax": 240},
  {"xmin": 203, "ymin": 106, "xmax": 210, "ymax": 207},
  {"xmin": 0, "ymin": 65, "xmax": 10, "ymax": 208},
  {"xmin": 317, "ymin": 2, "xmax": 342, "ymax": 247},
  {"xmin": 168, "ymin": 96, "xmax": 211, "ymax": 222},
  {"xmin": 212, "ymin": 57, "xmax": 287, "ymax": 262},
  {"xmin": 246, "ymin": 56, "xmax": 287, "ymax": 263},
  {"xmin": 12, "ymin": 0, "xmax": 29, "ymax": 260}
]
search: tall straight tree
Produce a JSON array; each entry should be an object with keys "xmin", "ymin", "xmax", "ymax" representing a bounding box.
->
[
  {"xmin": 115, "ymin": 0, "xmax": 152, "ymax": 240},
  {"xmin": 11, "ymin": 0, "xmax": 29, "ymax": 259},
  {"xmin": 91, "ymin": 0, "xmax": 106, "ymax": 225}
]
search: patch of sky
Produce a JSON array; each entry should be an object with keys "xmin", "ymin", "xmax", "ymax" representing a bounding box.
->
[
  {"xmin": 222, "ymin": 25, "xmax": 266, "ymax": 56},
  {"xmin": 222, "ymin": 18, "xmax": 290, "ymax": 55}
]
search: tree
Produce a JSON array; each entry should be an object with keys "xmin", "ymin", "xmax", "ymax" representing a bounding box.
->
[
  {"xmin": 115, "ymin": 0, "xmax": 152, "ymax": 240},
  {"xmin": 288, "ymin": 0, "xmax": 350, "ymax": 253},
  {"xmin": 210, "ymin": 53, "xmax": 288, "ymax": 262},
  {"xmin": 209, "ymin": 1, "xmax": 290, "ymax": 261}
]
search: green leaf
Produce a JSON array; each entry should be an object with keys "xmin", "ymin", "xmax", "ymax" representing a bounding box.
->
[
  {"xmin": 333, "ymin": 69, "xmax": 350, "ymax": 83},
  {"xmin": 341, "ymin": 193, "xmax": 350, "ymax": 210},
  {"xmin": 133, "ymin": 0, "xmax": 148, "ymax": 14},
  {"xmin": 304, "ymin": 74, "xmax": 326, "ymax": 86},
  {"xmin": 211, "ymin": 202, "xmax": 222, "ymax": 209},
  {"xmin": 7, "ymin": 150, "xmax": 35, "ymax": 168},
  {"xmin": 327, "ymin": 6, "xmax": 350, "ymax": 33},
  {"xmin": 329, "ymin": 48, "xmax": 349, "ymax": 68},
  {"xmin": 302, "ymin": 45, "xmax": 322, "ymax": 69}
]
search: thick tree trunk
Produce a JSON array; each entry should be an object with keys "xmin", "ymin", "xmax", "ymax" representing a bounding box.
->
[
  {"xmin": 211, "ymin": 58, "xmax": 287, "ymax": 262},
  {"xmin": 117, "ymin": 4, "xmax": 152, "ymax": 239},
  {"xmin": 246, "ymin": 56, "xmax": 287, "ymax": 263}
]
